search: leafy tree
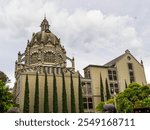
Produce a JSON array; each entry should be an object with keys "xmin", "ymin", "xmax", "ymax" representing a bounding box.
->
[
  {"xmin": 0, "ymin": 71, "xmax": 9, "ymax": 84},
  {"xmin": 105, "ymin": 78, "xmax": 111, "ymax": 100},
  {"xmin": 96, "ymin": 98, "xmax": 114, "ymax": 112},
  {"xmin": 23, "ymin": 75, "xmax": 30, "ymax": 113},
  {"xmin": 44, "ymin": 72, "xmax": 49, "ymax": 113},
  {"xmin": 70, "ymin": 72, "xmax": 76, "ymax": 113},
  {"xmin": 34, "ymin": 72, "xmax": 39, "ymax": 113},
  {"xmin": 100, "ymin": 73, "xmax": 104, "ymax": 101},
  {"xmin": 53, "ymin": 70, "xmax": 58, "ymax": 113},
  {"xmin": 78, "ymin": 72, "xmax": 84, "ymax": 113},
  {"xmin": 143, "ymin": 97, "xmax": 150, "ymax": 107},
  {"xmin": 116, "ymin": 83, "xmax": 150, "ymax": 112},
  {"xmin": 105, "ymin": 98, "xmax": 114, "ymax": 104},
  {"xmin": 96, "ymin": 102, "xmax": 105, "ymax": 112},
  {"xmin": 62, "ymin": 70, "xmax": 68, "ymax": 113},
  {"xmin": 0, "ymin": 80, "xmax": 14, "ymax": 112}
]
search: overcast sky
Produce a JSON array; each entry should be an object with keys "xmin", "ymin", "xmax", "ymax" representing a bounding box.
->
[{"xmin": 0, "ymin": 0, "xmax": 150, "ymax": 87}]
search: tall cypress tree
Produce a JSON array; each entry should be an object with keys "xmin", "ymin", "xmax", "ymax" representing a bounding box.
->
[
  {"xmin": 125, "ymin": 80, "xmax": 128, "ymax": 88},
  {"xmin": 53, "ymin": 69, "xmax": 58, "ymax": 113},
  {"xmin": 44, "ymin": 72, "xmax": 49, "ymax": 113},
  {"xmin": 78, "ymin": 72, "xmax": 84, "ymax": 113},
  {"xmin": 70, "ymin": 72, "xmax": 76, "ymax": 113},
  {"xmin": 105, "ymin": 78, "xmax": 111, "ymax": 100},
  {"xmin": 23, "ymin": 74, "xmax": 30, "ymax": 113},
  {"xmin": 62, "ymin": 70, "xmax": 68, "ymax": 113},
  {"xmin": 100, "ymin": 73, "xmax": 104, "ymax": 101},
  {"xmin": 34, "ymin": 72, "xmax": 39, "ymax": 113}
]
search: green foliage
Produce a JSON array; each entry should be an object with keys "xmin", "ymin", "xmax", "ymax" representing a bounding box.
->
[
  {"xmin": 44, "ymin": 72, "xmax": 49, "ymax": 113},
  {"xmin": 96, "ymin": 99, "xmax": 114, "ymax": 112},
  {"xmin": 0, "ymin": 80, "xmax": 14, "ymax": 112},
  {"xmin": 0, "ymin": 71, "xmax": 9, "ymax": 84},
  {"xmin": 100, "ymin": 73, "xmax": 104, "ymax": 101},
  {"xmin": 70, "ymin": 72, "xmax": 76, "ymax": 113},
  {"xmin": 134, "ymin": 100, "xmax": 144, "ymax": 108},
  {"xmin": 53, "ymin": 70, "xmax": 58, "ymax": 113},
  {"xmin": 116, "ymin": 95, "xmax": 133, "ymax": 113},
  {"xmin": 105, "ymin": 98, "xmax": 114, "ymax": 104},
  {"xmin": 23, "ymin": 75, "xmax": 30, "ymax": 113},
  {"xmin": 62, "ymin": 70, "xmax": 68, "ymax": 113},
  {"xmin": 96, "ymin": 102, "xmax": 105, "ymax": 112},
  {"xmin": 105, "ymin": 78, "xmax": 111, "ymax": 100},
  {"xmin": 34, "ymin": 72, "xmax": 39, "ymax": 113},
  {"xmin": 116, "ymin": 83, "xmax": 150, "ymax": 112},
  {"xmin": 143, "ymin": 98, "xmax": 150, "ymax": 107},
  {"xmin": 78, "ymin": 72, "xmax": 84, "ymax": 113}
]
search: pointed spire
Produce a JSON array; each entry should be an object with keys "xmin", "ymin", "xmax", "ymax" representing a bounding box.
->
[
  {"xmin": 40, "ymin": 15, "xmax": 50, "ymax": 31},
  {"xmin": 141, "ymin": 59, "xmax": 143, "ymax": 65}
]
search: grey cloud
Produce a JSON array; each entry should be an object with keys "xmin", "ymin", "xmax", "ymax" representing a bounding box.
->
[{"xmin": 0, "ymin": 0, "xmax": 150, "ymax": 87}]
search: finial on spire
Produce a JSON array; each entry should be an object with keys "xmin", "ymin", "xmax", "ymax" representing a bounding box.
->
[
  {"xmin": 44, "ymin": 13, "xmax": 46, "ymax": 19},
  {"xmin": 40, "ymin": 15, "xmax": 50, "ymax": 31}
]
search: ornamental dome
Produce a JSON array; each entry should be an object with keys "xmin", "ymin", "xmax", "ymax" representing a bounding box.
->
[
  {"xmin": 29, "ymin": 17, "xmax": 60, "ymax": 47},
  {"xmin": 24, "ymin": 17, "xmax": 66, "ymax": 66},
  {"xmin": 15, "ymin": 17, "xmax": 75, "ymax": 76}
]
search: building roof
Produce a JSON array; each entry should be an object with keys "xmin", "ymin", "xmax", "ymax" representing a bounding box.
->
[
  {"xmin": 84, "ymin": 49, "xmax": 142, "ymax": 70},
  {"xmin": 83, "ymin": 64, "xmax": 108, "ymax": 70},
  {"xmin": 104, "ymin": 54, "xmax": 124, "ymax": 67}
]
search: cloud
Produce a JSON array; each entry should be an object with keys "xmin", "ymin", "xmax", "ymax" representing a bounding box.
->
[{"xmin": 0, "ymin": 0, "xmax": 148, "ymax": 86}]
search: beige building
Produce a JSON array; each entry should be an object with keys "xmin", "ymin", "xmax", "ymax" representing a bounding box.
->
[
  {"xmin": 13, "ymin": 17, "xmax": 80, "ymax": 113},
  {"xmin": 13, "ymin": 17, "xmax": 147, "ymax": 113},
  {"xmin": 82, "ymin": 50, "xmax": 147, "ymax": 112}
]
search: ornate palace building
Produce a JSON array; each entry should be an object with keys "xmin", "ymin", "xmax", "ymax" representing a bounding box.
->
[{"xmin": 13, "ymin": 17, "xmax": 147, "ymax": 113}]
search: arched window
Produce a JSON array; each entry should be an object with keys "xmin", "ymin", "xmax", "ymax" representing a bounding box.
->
[
  {"xmin": 58, "ymin": 55, "xmax": 63, "ymax": 63},
  {"xmin": 30, "ymin": 52, "xmax": 38, "ymax": 64},
  {"xmin": 44, "ymin": 52, "xmax": 55, "ymax": 63}
]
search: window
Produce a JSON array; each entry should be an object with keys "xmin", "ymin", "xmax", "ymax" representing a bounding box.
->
[
  {"xmin": 110, "ymin": 83, "xmax": 119, "ymax": 94},
  {"xmin": 82, "ymin": 82, "xmax": 92, "ymax": 95},
  {"xmin": 84, "ymin": 69, "xmax": 91, "ymax": 79},
  {"xmin": 108, "ymin": 69, "xmax": 117, "ymax": 81},
  {"xmin": 127, "ymin": 56, "xmax": 131, "ymax": 61},
  {"xmin": 47, "ymin": 67, "xmax": 50, "ymax": 74},
  {"xmin": 128, "ymin": 63, "xmax": 135, "ymax": 83},
  {"xmin": 30, "ymin": 53, "xmax": 38, "ymax": 64},
  {"xmin": 44, "ymin": 52, "xmax": 55, "ymax": 63},
  {"xmin": 128, "ymin": 63, "xmax": 133, "ymax": 70},
  {"xmin": 83, "ymin": 97, "xmax": 93, "ymax": 109},
  {"xmin": 56, "ymin": 68, "xmax": 59, "ymax": 74},
  {"xmin": 130, "ymin": 75, "xmax": 135, "ymax": 83}
]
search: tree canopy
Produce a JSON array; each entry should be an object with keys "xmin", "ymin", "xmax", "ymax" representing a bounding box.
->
[
  {"xmin": 116, "ymin": 83, "xmax": 150, "ymax": 112},
  {"xmin": 96, "ymin": 83, "xmax": 150, "ymax": 113},
  {"xmin": 0, "ymin": 71, "xmax": 9, "ymax": 84},
  {"xmin": 0, "ymin": 80, "xmax": 14, "ymax": 112}
]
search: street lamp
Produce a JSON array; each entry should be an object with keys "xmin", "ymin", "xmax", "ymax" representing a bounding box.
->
[{"xmin": 112, "ymin": 88, "xmax": 117, "ymax": 111}]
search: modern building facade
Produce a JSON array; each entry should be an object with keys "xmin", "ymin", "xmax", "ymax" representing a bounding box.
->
[
  {"xmin": 13, "ymin": 18, "xmax": 147, "ymax": 113},
  {"xmin": 82, "ymin": 50, "xmax": 147, "ymax": 112}
]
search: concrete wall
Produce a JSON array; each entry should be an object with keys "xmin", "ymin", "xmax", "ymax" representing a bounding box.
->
[
  {"xmin": 89, "ymin": 67, "xmax": 108, "ymax": 112},
  {"xmin": 116, "ymin": 53, "xmax": 147, "ymax": 92}
]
